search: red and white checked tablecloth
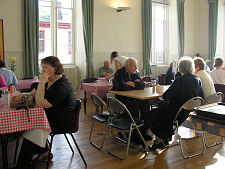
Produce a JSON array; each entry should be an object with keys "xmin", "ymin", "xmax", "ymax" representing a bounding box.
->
[
  {"xmin": 15, "ymin": 79, "xmax": 38, "ymax": 90},
  {"xmin": 78, "ymin": 82, "xmax": 112, "ymax": 98},
  {"xmin": 0, "ymin": 102, "xmax": 50, "ymax": 134}
]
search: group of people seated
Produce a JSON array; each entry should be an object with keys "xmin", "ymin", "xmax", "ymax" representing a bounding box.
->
[{"xmin": 7, "ymin": 51, "xmax": 225, "ymax": 168}]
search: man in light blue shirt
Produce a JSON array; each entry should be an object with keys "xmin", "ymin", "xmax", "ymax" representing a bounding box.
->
[{"xmin": 0, "ymin": 60, "xmax": 18, "ymax": 86}]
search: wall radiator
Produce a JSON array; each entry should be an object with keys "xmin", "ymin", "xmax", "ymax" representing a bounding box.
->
[{"xmin": 64, "ymin": 66, "xmax": 80, "ymax": 91}]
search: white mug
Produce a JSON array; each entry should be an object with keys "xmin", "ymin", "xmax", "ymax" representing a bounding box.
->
[{"xmin": 2, "ymin": 94, "xmax": 10, "ymax": 105}]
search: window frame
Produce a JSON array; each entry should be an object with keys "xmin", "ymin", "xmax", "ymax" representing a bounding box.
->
[
  {"xmin": 38, "ymin": 0, "xmax": 76, "ymax": 67},
  {"xmin": 151, "ymin": 2, "xmax": 169, "ymax": 66}
]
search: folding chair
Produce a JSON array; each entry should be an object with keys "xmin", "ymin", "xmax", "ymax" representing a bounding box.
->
[
  {"xmin": 204, "ymin": 92, "xmax": 224, "ymax": 105},
  {"xmin": 173, "ymin": 97, "xmax": 205, "ymax": 159},
  {"xmin": 203, "ymin": 92, "xmax": 224, "ymax": 147},
  {"xmin": 89, "ymin": 93, "xmax": 111, "ymax": 150},
  {"xmin": 106, "ymin": 97, "xmax": 148, "ymax": 160}
]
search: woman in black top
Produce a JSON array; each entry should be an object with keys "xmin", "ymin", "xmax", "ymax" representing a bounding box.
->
[{"xmin": 14, "ymin": 56, "xmax": 77, "ymax": 169}]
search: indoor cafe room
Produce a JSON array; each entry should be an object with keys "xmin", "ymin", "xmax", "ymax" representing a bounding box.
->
[{"xmin": 1, "ymin": 0, "xmax": 225, "ymax": 169}]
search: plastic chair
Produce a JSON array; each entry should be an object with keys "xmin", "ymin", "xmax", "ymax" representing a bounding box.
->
[
  {"xmin": 204, "ymin": 92, "xmax": 224, "ymax": 105},
  {"xmin": 172, "ymin": 97, "xmax": 205, "ymax": 159},
  {"xmin": 214, "ymin": 84, "xmax": 225, "ymax": 102},
  {"xmin": 106, "ymin": 97, "xmax": 148, "ymax": 160},
  {"xmin": 81, "ymin": 78, "xmax": 98, "ymax": 114},
  {"xmin": 89, "ymin": 93, "xmax": 111, "ymax": 150},
  {"xmin": 46, "ymin": 99, "xmax": 87, "ymax": 169}
]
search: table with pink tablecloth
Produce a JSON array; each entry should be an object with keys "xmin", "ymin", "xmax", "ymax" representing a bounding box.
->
[
  {"xmin": 15, "ymin": 79, "xmax": 38, "ymax": 90},
  {"xmin": 77, "ymin": 82, "xmax": 112, "ymax": 114}
]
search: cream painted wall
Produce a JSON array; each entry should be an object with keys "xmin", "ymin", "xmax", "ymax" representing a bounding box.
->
[
  {"xmin": 0, "ymin": 0, "xmax": 23, "ymax": 79},
  {"xmin": 93, "ymin": 0, "xmax": 142, "ymax": 76},
  {"xmin": 184, "ymin": 0, "xmax": 209, "ymax": 59}
]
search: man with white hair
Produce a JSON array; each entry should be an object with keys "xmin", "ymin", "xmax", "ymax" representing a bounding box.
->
[{"xmin": 112, "ymin": 57, "xmax": 152, "ymax": 141}]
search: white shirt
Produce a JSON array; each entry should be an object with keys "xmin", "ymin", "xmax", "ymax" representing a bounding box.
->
[
  {"xmin": 196, "ymin": 70, "xmax": 215, "ymax": 98},
  {"xmin": 114, "ymin": 56, "xmax": 128, "ymax": 68},
  {"xmin": 210, "ymin": 69, "xmax": 225, "ymax": 85},
  {"xmin": 0, "ymin": 68, "xmax": 18, "ymax": 86}
]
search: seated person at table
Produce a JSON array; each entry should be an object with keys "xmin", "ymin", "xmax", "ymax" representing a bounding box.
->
[
  {"xmin": 0, "ymin": 60, "xmax": 18, "ymax": 86},
  {"xmin": 165, "ymin": 62, "xmax": 174, "ymax": 85},
  {"xmin": 99, "ymin": 60, "xmax": 113, "ymax": 77},
  {"xmin": 112, "ymin": 57, "xmax": 151, "ymax": 140},
  {"xmin": 210, "ymin": 57, "xmax": 225, "ymax": 85},
  {"xmin": 193, "ymin": 57, "xmax": 215, "ymax": 98},
  {"xmin": 14, "ymin": 56, "xmax": 78, "ymax": 169},
  {"xmin": 146, "ymin": 56, "xmax": 205, "ymax": 150},
  {"xmin": 0, "ymin": 74, "xmax": 8, "ymax": 89}
]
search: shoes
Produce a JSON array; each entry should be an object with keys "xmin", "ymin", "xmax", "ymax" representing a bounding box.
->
[
  {"xmin": 149, "ymin": 140, "xmax": 168, "ymax": 150},
  {"xmin": 37, "ymin": 152, "xmax": 53, "ymax": 162}
]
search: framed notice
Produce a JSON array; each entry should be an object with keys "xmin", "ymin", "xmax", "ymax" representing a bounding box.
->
[{"xmin": 0, "ymin": 19, "xmax": 4, "ymax": 61}]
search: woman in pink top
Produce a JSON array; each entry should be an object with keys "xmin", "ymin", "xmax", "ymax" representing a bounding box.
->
[{"xmin": 0, "ymin": 74, "xmax": 8, "ymax": 89}]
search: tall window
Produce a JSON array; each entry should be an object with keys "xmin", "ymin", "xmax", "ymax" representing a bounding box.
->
[
  {"xmin": 39, "ymin": 0, "xmax": 74, "ymax": 64},
  {"xmin": 152, "ymin": 3, "xmax": 168, "ymax": 64}
]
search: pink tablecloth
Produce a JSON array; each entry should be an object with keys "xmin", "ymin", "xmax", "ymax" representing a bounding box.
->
[
  {"xmin": 16, "ymin": 79, "xmax": 38, "ymax": 90},
  {"xmin": 78, "ymin": 82, "xmax": 112, "ymax": 98}
]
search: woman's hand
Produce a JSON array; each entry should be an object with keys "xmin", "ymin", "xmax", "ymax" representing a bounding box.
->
[{"xmin": 39, "ymin": 69, "xmax": 52, "ymax": 84}]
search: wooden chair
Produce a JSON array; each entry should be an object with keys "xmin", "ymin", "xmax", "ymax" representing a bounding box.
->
[
  {"xmin": 46, "ymin": 99, "xmax": 87, "ymax": 169},
  {"xmin": 89, "ymin": 93, "xmax": 111, "ymax": 150},
  {"xmin": 158, "ymin": 74, "xmax": 166, "ymax": 85},
  {"xmin": 172, "ymin": 97, "xmax": 205, "ymax": 159}
]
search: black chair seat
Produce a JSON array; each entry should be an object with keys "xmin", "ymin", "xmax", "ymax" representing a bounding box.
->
[
  {"xmin": 109, "ymin": 118, "xmax": 144, "ymax": 130},
  {"xmin": 93, "ymin": 114, "xmax": 108, "ymax": 123}
]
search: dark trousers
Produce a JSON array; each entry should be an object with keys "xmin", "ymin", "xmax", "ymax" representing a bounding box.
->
[
  {"xmin": 115, "ymin": 95, "xmax": 150, "ymax": 132},
  {"xmin": 16, "ymin": 138, "xmax": 48, "ymax": 168}
]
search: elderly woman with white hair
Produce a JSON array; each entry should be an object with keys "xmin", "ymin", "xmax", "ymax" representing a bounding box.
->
[{"xmin": 146, "ymin": 56, "xmax": 205, "ymax": 150}]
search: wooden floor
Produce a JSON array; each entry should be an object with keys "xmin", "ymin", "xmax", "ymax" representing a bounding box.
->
[{"xmin": 5, "ymin": 99, "xmax": 225, "ymax": 169}]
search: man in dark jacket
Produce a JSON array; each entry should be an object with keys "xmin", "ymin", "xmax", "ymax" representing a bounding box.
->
[{"xmin": 112, "ymin": 57, "xmax": 151, "ymax": 140}]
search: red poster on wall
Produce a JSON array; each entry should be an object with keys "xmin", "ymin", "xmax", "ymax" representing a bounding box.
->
[{"xmin": 0, "ymin": 19, "xmax": 5, "ymax": 61}]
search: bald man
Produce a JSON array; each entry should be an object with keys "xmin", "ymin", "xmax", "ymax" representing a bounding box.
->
[{"xmin": 99, "ymin": 60, "xmax": 113, "ymax": 77}]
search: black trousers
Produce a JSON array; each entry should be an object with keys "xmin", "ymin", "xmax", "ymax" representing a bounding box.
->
[{"xmin": 16, "ymin": 138, "xmax": 48, "ymax": 168}]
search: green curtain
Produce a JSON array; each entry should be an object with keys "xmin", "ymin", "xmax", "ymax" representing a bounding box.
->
[
  {"xmin": 142, "ymin": 0, "xmax": 152, "ymax": 75},
  {"xmin": 177, "ymin": 0, "xmax": 185, "ymax": 58},
  {"xmin": 82, "ymin": 0, "xmax": 94, "ymax": 78},
  {"xmin": 23, "ymin": 0, "xmax": 39, "ymax": 78},
  {"xmin": 208, "ymin": 0, "xmax": 218, "ymax": 70}
]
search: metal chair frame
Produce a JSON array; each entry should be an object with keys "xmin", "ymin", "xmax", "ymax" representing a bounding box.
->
[
  {"xmin": 89, "ymin": 93, "xmax": 111, "ymax": 150},
  {"xmin": 106, "ymin": 97, "xmax": 148, "ymax": 160},
  {"xmin": 172, "ymin": 97, "xmax": 206, "ymax": 159},
  {"xmin": 203, "ymin": 92, "xmax": 224, "ymax": 147}
]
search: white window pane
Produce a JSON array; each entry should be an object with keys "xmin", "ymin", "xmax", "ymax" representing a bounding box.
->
[
  {"xmin": 39, "ymin": 6, "xmax": 51, "ymax": 22},
  {"xmin": 57, "ymin": 0, "xmax": 72, "ymax": 8},
  {"xmin": 57, "ymin": 45, "xmax": 72, "ymax": 64},
  {"xmin": 155, "ymin": 6, "xmax": 165, "ymax": 20},
  {"xmin": 39, "ymin": 1, "xmax": 51, "ymax": 7},
  {"xmin": 39, "ymin": 40, "xmax": 52, "ymax": 59},
  {"xmin": 57, "ymin": 8, "xmax": 72, "ymax": 23}
]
